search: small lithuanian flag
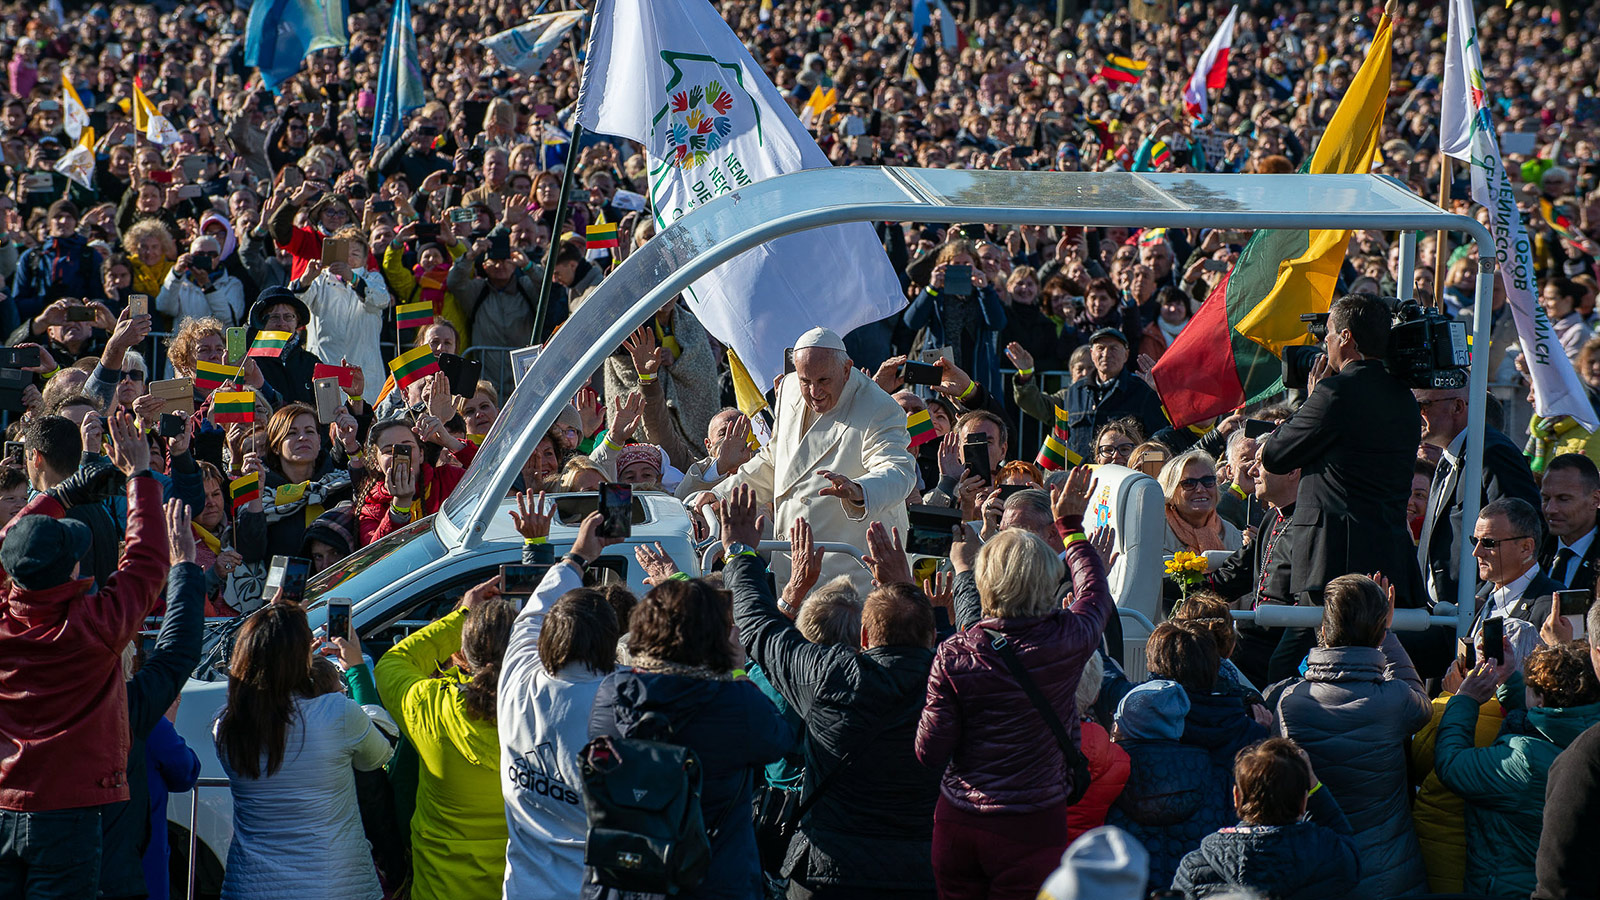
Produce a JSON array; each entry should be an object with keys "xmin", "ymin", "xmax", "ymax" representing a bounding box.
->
[
  {"xmin": 1099, "ymin": 55, "xmax": 1148, "ymax": 84},
  {"xmin": 585, "ymin": 222, "xmax": 619, "ymax": 250},
  {"xmin": 229, "ymin": 471, "xmax": 260, "ymax": 511},
  {"xmin": 907, "ymin": 408, "xmax": 937, "ymax": 448},
  {"xmin": 1036, "ymin": 405, "xmax": 1083, "ymax": 471},
  {"xmin": 213, "ymin": 391, "xmax": 257, "ymax": 424},
  {"xmin": 389, "ymin": 345, "xmax": 441, "ymax": 391},
  {"xmin": 194, "ymin": 360, "xmax": 240, "ymax": 392},
  {"xmin": 248, "ymin": 330, "xmax": 292, "ymax": 358},
  {"xmin": 1150, "ymin": 140, "xmax": 1172, "ymax": 168},
  {"xmin": 396, "ymin": 300, "xmax": 434, "ymax": 331}
]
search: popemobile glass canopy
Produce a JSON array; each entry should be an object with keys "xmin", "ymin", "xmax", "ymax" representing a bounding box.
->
[{"xmin": 437, "ymin": 167, "xmax": 1494, "ymax": 638}]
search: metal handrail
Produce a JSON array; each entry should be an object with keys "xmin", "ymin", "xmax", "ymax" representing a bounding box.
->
[
  {"xmin": 700, "ymin": 539, "xmax": 867, "ymax": 573},
  {"xmin": 186, "ymin": 776, "xmax": 230, "ymax": 900}
]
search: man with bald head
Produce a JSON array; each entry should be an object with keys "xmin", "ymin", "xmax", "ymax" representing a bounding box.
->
[
  {"xmin": 1414, "ymin": 384, "xmax": 1540, "ymax": 606},
  {"xmin": 709, "ymin": 327, "xmax": 917, "ymax": 589}
]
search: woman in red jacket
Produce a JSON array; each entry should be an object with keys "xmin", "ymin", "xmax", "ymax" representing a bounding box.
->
[
  {"xmin": 915, "ymin": 469, "xmax": 1116, "ymax": 900},
  {"xmin": 356, "ymin": 413, "xmax": 476, "ymax": 546}
]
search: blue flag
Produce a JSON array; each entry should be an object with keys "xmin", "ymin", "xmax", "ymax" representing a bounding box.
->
[
  {"xmin": 245, "ymin": 0, "xmax": 349, "ymax": 91},
  {"xmin": 373, "ymin": 0, "xmax": 425, "ymax": 144}
]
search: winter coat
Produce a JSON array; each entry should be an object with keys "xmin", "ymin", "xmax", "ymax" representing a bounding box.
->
[
  {"xmin": 1182, "ymin": 691, "xmax": 1270, "ymax": 772},
  {"xmin": 1066, "ymin": 718, "xmax": 1130, "ymax": 842},
  {"xmin": 1534, "ymin": 722, "xmax": 1600, "ymax": 900},
  {"xmin": 144, "ymin": 716, "xmax": 201, "ymax": 900},
  {"xmin": 917, "ymin": 539, "xmax": 1115, "ymax": 813},
  {"xmin": 1433, "ymin": 694, "xmax": 1600, "ymax": 899},
  {"xmin": 589, "ymin": 665, "xmax": 795, "ymax": 900},
  {"xmin": 1171, "ymin": 785, "xmax": 1361, "ymax": 900},
  {"xmin": 0, "ymin": 476, "xmax": 169, "ymax": 812},
  {"xmin": 1015, "ymin": 370, "xmax": 1166, "ymax": 462},
  {"xmin": 381, "ymin": 240, "xmax": 472, "ymax": 347},
  {"xmin": 7, "ymin": 233, "xmax": 103, "ymax": 328},
  {"xmin": 727, "ymin": 554, "xmax": 939, "ymax": 893},
  {"xmin": 1409, "ymin": 691, "xmax": 1508, "ymax": 894},
  {"xmin": 445, "ymin": 255, "xmax": 541, "ymax": 391},
  {"xmin": 1106, "ymin": 739, "xmax": 1234, "ymax": 891},
  {"xmin": 217, "ymin": 692, "xmax": 396, "ymax": 900},
  {"xmin": 357, "ymin": 441, "xmax": 475, "ymax": 546},
  {"xmin": 301, "ymin": 268, "xmax": 393, "ymax": 404},
  {"xmin": 97, "ymin": 562, "xmax": 205, "ymax": 897},
  {"xmin": 1270, "ymin": 633, "xmax": 1432, "ymax": 900},
  {"xmin": 156, "ymin": 266, "xmax": 246, "ymax": 326},
  {"xmin": 903, "ymin": 285, "xmax": 1009, "ymax": 399},
  {"xmin": 374, "ymin": 608, "xmax": 506, "ymax": 900}
]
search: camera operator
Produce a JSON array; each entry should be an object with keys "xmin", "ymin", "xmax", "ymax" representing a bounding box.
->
[{"xmin": 1259, "ymin": 293, "xmax": 1426, "ymax": 682}]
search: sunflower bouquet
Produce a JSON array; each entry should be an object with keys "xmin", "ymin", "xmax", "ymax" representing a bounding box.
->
[{"xmin": 1164, "ymin": 551, "xmax": 1209, "ymax": 599}]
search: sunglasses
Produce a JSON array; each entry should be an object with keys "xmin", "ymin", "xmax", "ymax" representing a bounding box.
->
[
  {"xmin": 120, "ymin": 369, "xmax": 146, "ymax": 382},
  {"xmin": 1178, "ymin": 475, "xmax": 1219, "ymax": 491},
  {"xmin": 1471, "ymin": 534, "xmax": 1531, "ymax": 550}
]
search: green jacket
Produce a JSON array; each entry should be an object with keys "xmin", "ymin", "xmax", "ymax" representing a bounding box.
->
[{"xmin": 1434, "ymin": 694, "xmax": 1600, "ymax": 899}]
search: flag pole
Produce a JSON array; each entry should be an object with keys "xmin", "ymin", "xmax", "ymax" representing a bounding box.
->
[
  {"xmin": 531, "ymin": 121, "xmax": 584, "ymax": 345},
  {"xmin": 1434, "ymin": 154, "xmax": 1451, "ymax": 309}
]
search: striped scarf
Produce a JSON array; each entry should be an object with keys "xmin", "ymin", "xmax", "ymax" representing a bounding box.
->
[{"xmin": 414, "ymin": 263, "xmax": 448, "ymax": 314}]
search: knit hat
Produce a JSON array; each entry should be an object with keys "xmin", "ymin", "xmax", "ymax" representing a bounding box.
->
[
  {"xmin": 0, "ymin": 514, "xmax": 93, "ymax": 591},
  {"xmin": 301, "ymin": 503, "xmax": 358, "ymax": 561},
  {"xmin": 1114, "ymin": 679, "xmax": 1189, "ymax": 741},
  {"xmin": 616, "ymin": 443, "xmax": 665, "ymax": 483},
  {"xmin": 47, "ymin": 198, "xmax": 81, "ymax": 221},
  {"xmin": 1037, "ymin": 826, "xmax": 1150, "ymax": 900}
]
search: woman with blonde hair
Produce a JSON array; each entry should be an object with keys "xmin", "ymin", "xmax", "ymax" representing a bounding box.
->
[
  {"xmin": 1128, "ymin": 441, "xmax": 1171, "ymax": 478},
  {"xmin": 123, "ymin": 218, "xmax": 178, "ymax": 298},
  {"xmin": 918, "ymin": 470, "xmax": 1116, "ymax": 898},
  {"xmin": 1159, "ymin": 450, "xmax": 1242, "ymax": 555}
]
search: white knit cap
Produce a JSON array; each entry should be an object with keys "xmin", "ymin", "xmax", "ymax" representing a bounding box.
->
[{"xmin": 793, "ymin": 326, "xmax": 846, "ymax": 352}]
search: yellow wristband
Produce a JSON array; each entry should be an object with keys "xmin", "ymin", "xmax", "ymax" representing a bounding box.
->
[
  {"xmin": 958, "ymin": 380, "xmax": 977, "ymax": 401},
  {"xmin": 1017, "ymin": 367, "xmax": 1034, "ymax": 378},
  {"xmin": 637, "ymin": 372, "xmax": 657, "ymax": 383},
  {"xmin": 1309, "ymin": 781, "xmax": 1322, "ymax": 796},
  {"xmin": 40, "ymin": 367, "xmax": 60, "ymax": 380},
  {"xmin": 524, "ymin": 536, "xmax": 547, "ymax": 545},
  {"xmin": 604, "ymin": 434, "xmax": 624, "ymax": 450},
  {"xmin": 1064, "ymin": 531, "xmax": 1088, "ymax": 545}
]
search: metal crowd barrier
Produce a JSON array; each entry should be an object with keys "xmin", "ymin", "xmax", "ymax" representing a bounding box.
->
[
  {"xmin": 699, "ymin": 538, "xmax": 869, "ymax": 573},
  {"xmin": 185, "ymin": 775, "xmax": 230, "ymax": 900}
]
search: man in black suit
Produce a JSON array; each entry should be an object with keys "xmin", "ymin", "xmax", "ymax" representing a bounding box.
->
[
  {"xmin": 1206, "ymin": 440, "xmax": 1300, "ymax": 687},
  {"xmin": 1260, "ymin": 293, "xmax": 1425, "ymax": 607},
  {"xmin": 1415, "ymin": 384, "xmax": 1541, "ymax": 607},
  {"xmin": 1471, "ymin": 497, "xmax": 1560, "ymax": 634},
  {"xmin": 1539, "ymin": 453, "xmax": 1600, "ymax": 595}
]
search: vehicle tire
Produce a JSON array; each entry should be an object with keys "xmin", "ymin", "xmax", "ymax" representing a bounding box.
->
[{"xmin": 168, "ymin": 820, "xmax": 225, "ymax": 900}]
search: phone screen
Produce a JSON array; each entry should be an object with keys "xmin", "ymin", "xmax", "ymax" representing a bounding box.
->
[
  {"xmin": 1244, "ymin": 419, "xmax": 1275, "ymax": 440},
  {"xmin": 1557, "ymin": 589, "xmax": 1591, "ymax": 617},
  {"xmin": 325, "ymin": 600, "xmax": 351, "ymax": 642},
  {"xmin": 265, "ymin": 554, "xmax": 313, "ymax": 604},
  {"xmin": 597, "ymin": 482, "xmax": 633, "ymax": 539},
  {"xmin": 963, "ymin": 437, "xmax": 991, "ymax": 486},
  {"xmin": 905, "ymin": 504, "xmax": 962, "ymax": 557},
  {"xmin": 1481, "ymin": 616, "xmax": 1505, "ymax": 664},
  {"xmin": 500, "ymin": 564, "xmax": 550, "ymax": 598},
  {"xmin": 944, "ymin": 264, "xmax": 973, "ymax": 297}
]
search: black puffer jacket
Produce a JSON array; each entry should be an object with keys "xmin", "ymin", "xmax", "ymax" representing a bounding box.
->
[
  {"xmin": 1107, "ymin": 739, "xmax": 1234, "ymax": 891},
  {"xmin": 726, "ymin": 554, "xmax": 940, "ymax": 894},
  {"xmin": 1172, "ymin": 786, "xmax": 1361, "ymax": 900}
]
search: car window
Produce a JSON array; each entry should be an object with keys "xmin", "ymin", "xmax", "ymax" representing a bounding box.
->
[
  {"xmin": 360, "ymin": 566, "xmax": 499, "ymax": 660},
  {"xmin": 306, "ymin": 514, "xmax": 436, "ymax": 602}
]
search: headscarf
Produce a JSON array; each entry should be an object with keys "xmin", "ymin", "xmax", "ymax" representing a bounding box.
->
[{"xmin": 199, "ymin": 211, "xmax": 238, "ymax": 262}]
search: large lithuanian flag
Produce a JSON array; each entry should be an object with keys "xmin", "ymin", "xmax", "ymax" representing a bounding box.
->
[{"xmin": 1151, "ymin": 10, "xmax": 1394, "ymax": 427}]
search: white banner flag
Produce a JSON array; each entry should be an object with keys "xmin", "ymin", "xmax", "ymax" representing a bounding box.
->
[
  {"xmin": 481, "ymin": 11, "xmax": 585, "ymax": 78},
  {"xmin": 575, "ymin": 0, "xmax": 906, "ymax": 387},
  {"xmin": 1443, "ymin": 0, "xmax": 1595, "ymax": 428}
]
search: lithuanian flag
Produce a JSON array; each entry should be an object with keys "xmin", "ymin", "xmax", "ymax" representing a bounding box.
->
[
  {"xmin": 389, "ymin": 345, "xmax": 441, "ymax": 391},
  {"xmin": 1099, "ymin": 55, "xmax": 1147, "ymax": 84},
  {"xmin": 1541, "ymin": 197, "xmax": 1588, "ymax": 248},
  {"xmin": 213, "ymin": 391, "xmax": 257, "ymax": 424},
  {"xmin": 907, "ymin": 409, "xmax": 937, "ymax": 448},
  {"xmin": 229, "ymin": 471, "xmax": 260, "ymax": 511},
  {"xmin": 1150, "ymin": 140, "xmax": 1172, "ymax": 168},
  {"xmin": 247, "ymin": 331, "xmax": 292, "ymax": 358},
  {"xmin": 395, "ymin": 300, "xmax": 434, "ymax": 331},
  {"xmin": 193, "ymin": 360, "xmax": 240, "ymax": 392},
  {"xmin": 586, "ymin": 222, "xmax": 619, "ymax": 250},
  {"xmin": 1151, "ymin": 10, "xmax": 1394, "ymax": 427},
  {"xmin": 1036, "ymin": 405, "xmax": 1082, "ymax": 471}
]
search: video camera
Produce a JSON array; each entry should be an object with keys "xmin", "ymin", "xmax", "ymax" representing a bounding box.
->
[{"xmin": 1283, "ymin": 296, "xmax": 1469, "ymax": 392}]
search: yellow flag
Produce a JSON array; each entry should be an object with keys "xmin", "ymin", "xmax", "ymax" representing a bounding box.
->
[
  {"xmin": 131, "ymin": 83, "xmax": 155, "ymax": 134},
  {"xmin": 1234, "ymin": 12, "xmax": 1394, "ymax": 355},
  {"xmin": 727, "ymin": 349, "xmax": 769, "ymax": 448},
  {"xmin": 61, "ymin": 74, "xmax": 89, "ymax": 140}
]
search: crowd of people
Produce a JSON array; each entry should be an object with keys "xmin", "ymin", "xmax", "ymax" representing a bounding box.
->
[{"xmin": 5, "ymin": 0, "xmax": 1600, "ymax": 898}]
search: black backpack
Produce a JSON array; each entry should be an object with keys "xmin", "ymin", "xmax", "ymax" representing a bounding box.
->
[{"xmin": 579, "ymin": 711, "xmax": 716, "ymax": 895}]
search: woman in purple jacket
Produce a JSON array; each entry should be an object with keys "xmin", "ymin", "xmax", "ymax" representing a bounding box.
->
[{"xmin": 915, "ymin": 468, "xmax": 1115, "ymax": 900}]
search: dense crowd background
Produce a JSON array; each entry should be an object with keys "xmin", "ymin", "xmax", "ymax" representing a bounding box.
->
[{"xmin": 4, "ymin": 0, "xmax": 1600, "ymax": 898}]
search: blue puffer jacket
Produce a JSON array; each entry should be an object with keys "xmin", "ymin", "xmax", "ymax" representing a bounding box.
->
[
  {"xmin": 1172, "ymin": 785, "xmax": 1361, "ymax": 900},
  {"xmin": 1106, "ymin": 739, "xmax": 1234, "ymax": 891},
  {"xmin": 1182, "ymin": 691, "xmax": 1270, "ymax": 771}
]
